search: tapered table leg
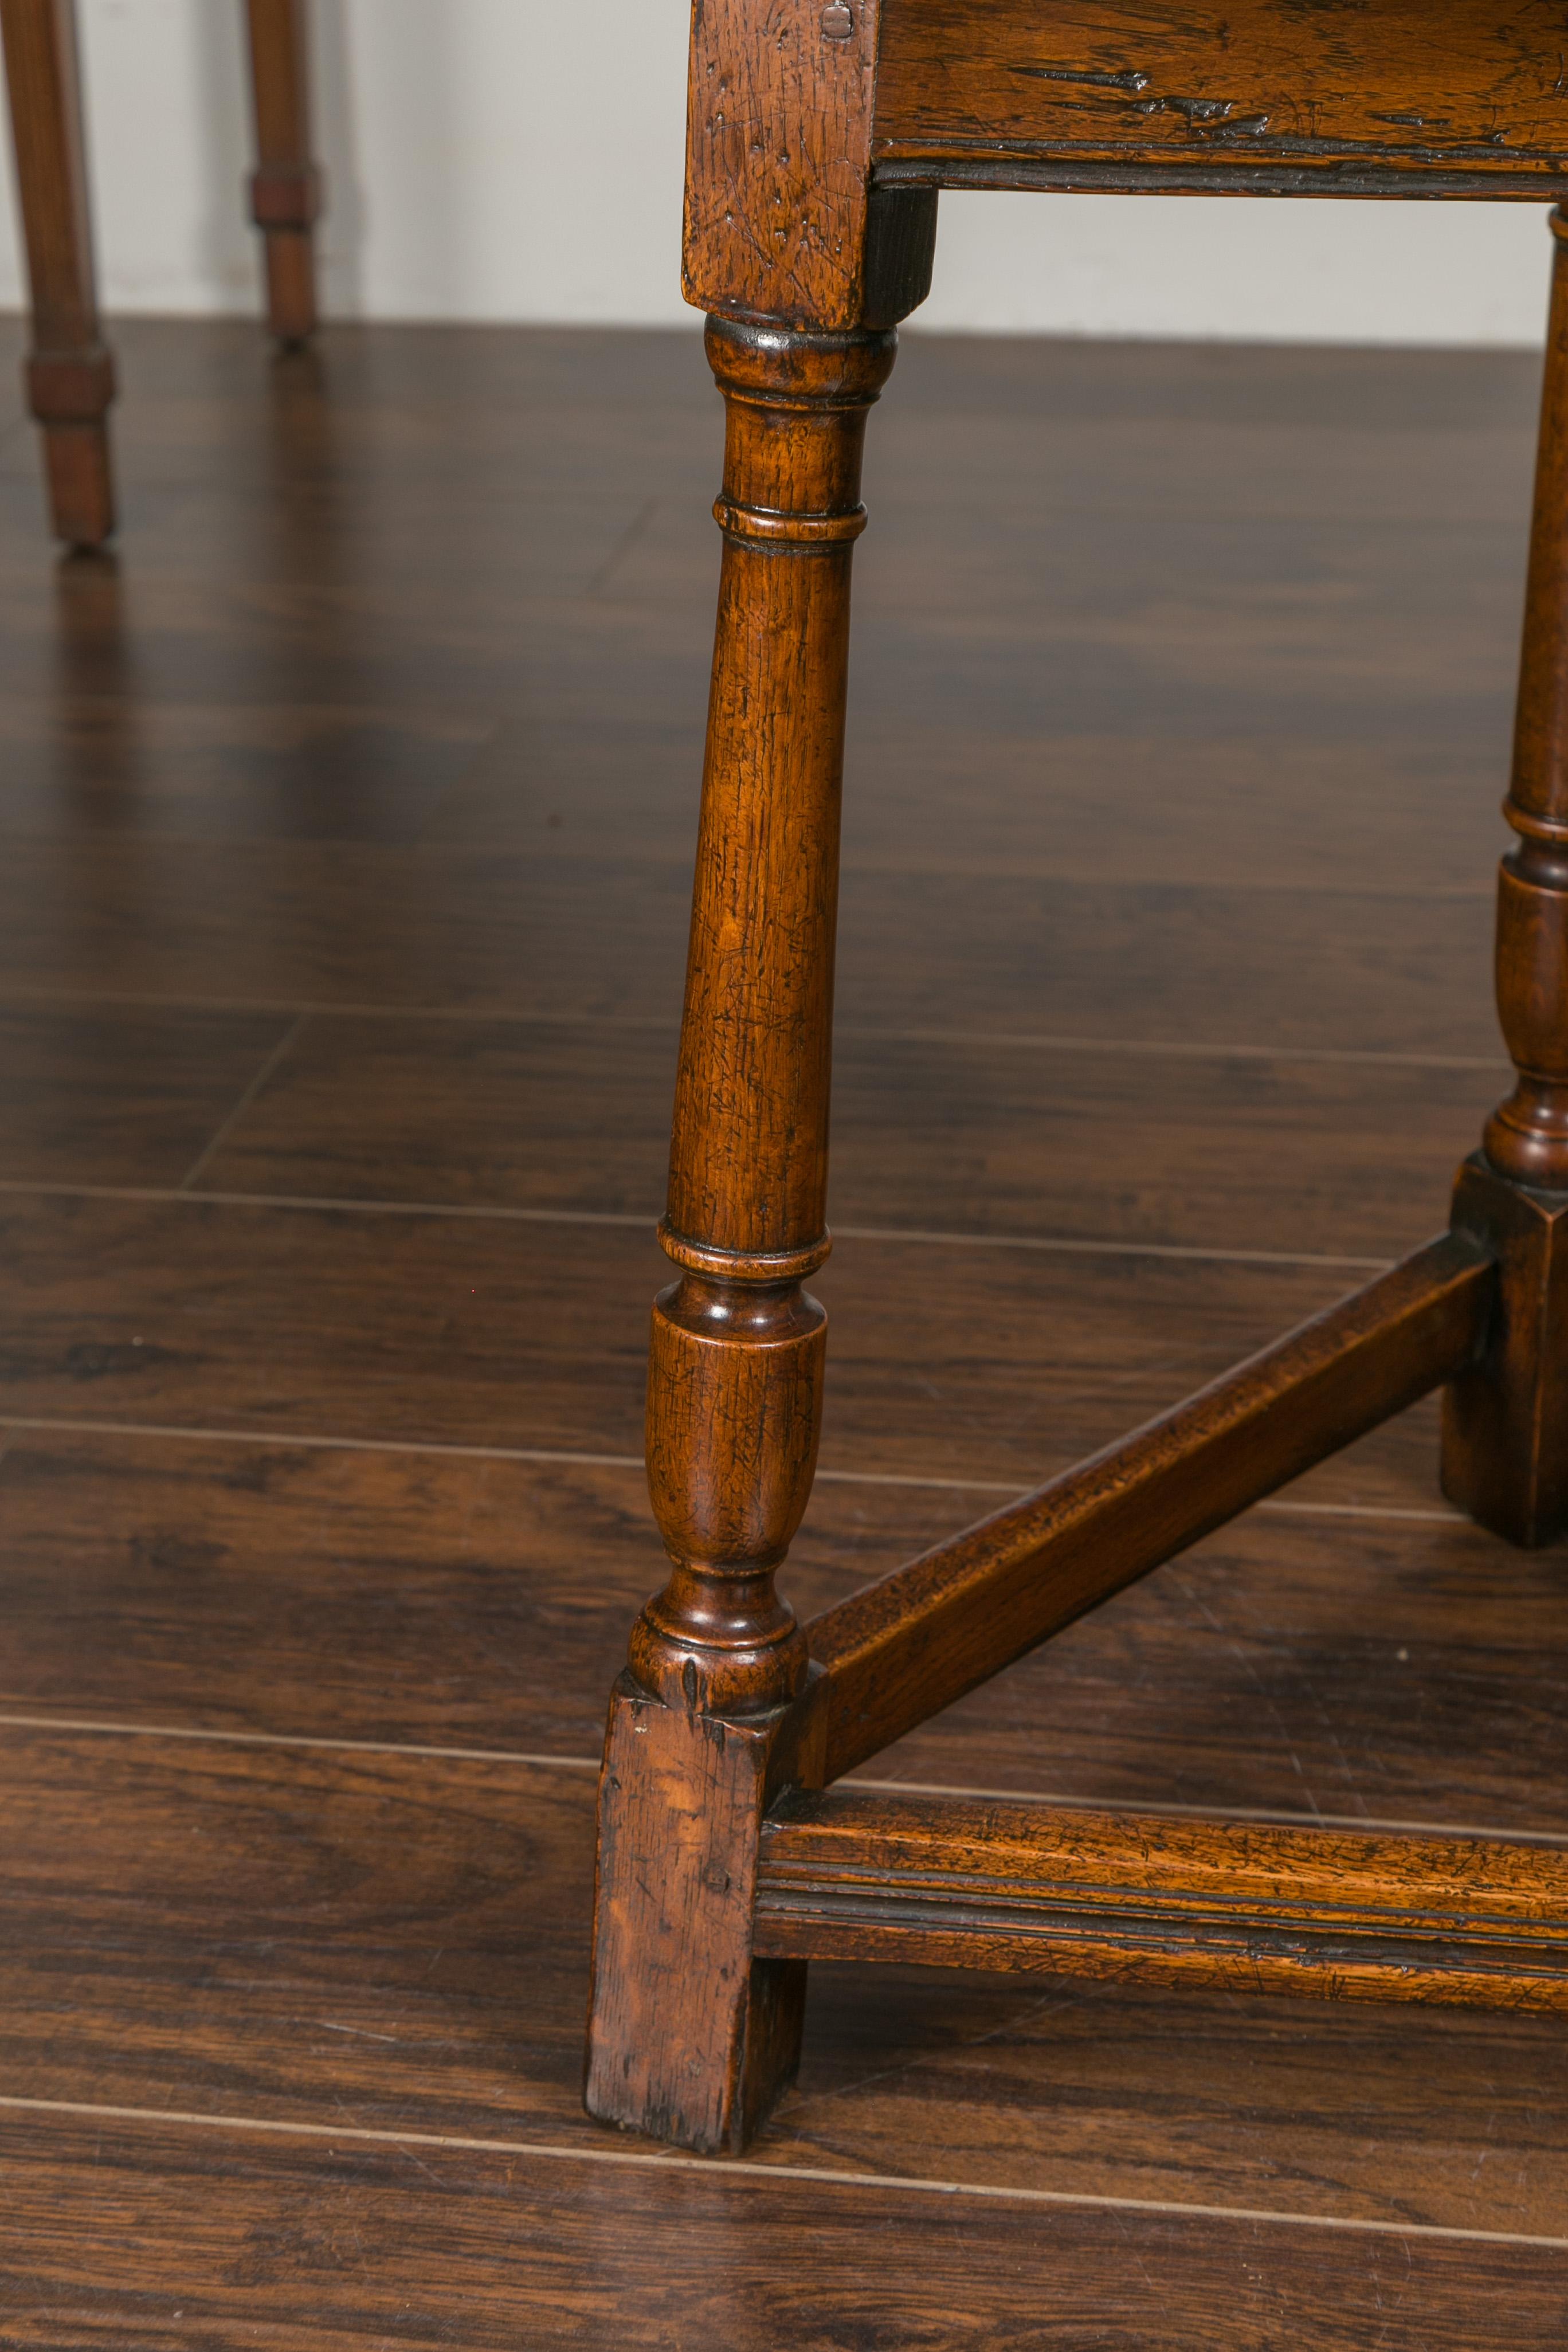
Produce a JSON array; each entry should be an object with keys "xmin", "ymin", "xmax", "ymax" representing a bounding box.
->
[
  {"xmin": 1, "ymin": 0, "xmax": 114, "ymax": 547},
  {"xmin": 1444, "ymin": 206, "xmax": 1568, "ymax": 1547},
  {"xmin": 244, "ymin": 0, "xmax": 321, "ymax": 345},
  {"xmin": 585, "ymin": 316, "xmax": 897, "ymax": 2155}
]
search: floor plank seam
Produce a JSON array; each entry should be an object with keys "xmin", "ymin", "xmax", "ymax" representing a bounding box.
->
[
  {"xmin": 177, "ymin": 1015, "xmax": 308, "ymax": 1191},
  {"xmin": 1, "ymin": 1713, "xmax": 1558, "ymax": 1848},
  {"xmin": 0, "ymin": 1179, "xmax": 1395, "ymax": 1272},
  {"xmin": 0, "ymin": 321, "xmax": 1558, "ymax": 2306},
  {"xmin": 0, "ymin": 1412, "xmax": 1467, "ymax": 1519},
  {"xmin": 0, "ymin": 983, "xmax": 1512, "ymax": 1071},
  {"xmin": 0, "ymin": 1711, "xmax": 601, "ymax": 1770},
  {"xmin": 2, "ymin": 2096, "xmax": 1562, "ymax": 2252},
  {"xmin": 582, "ymin": 494, "xmax": 660, "ymax": 600},
  {"xmin": 833, "ymin": 1221, "xmax": 1389, "ymax": 1269},
  {"xmin": 846, "ymin": 1026, "xmax": 1511, "ymax": 1074}
]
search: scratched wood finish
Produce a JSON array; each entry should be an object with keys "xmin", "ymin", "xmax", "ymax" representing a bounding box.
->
[
  {"xmin": 589, "ymin": 0, "xmax": 1568, "ymax": 2160},
  {"xmin": 8, "ymin": 2116, "xmax": 1565, "ymax": 2352},
  {"xmin": 587, "ymin": 315, "xmax": 910, "ymax": 2139},
  {"xmin": 873, "ymin": 0, "xmax": 1568, "ymax": 197},
  {"xmin": 244, "ymin": 0, "xmax": 320, "ymax": 344},
  {"xmin": 684, "ymin": 0, "xmax": 884, "ymax": 324},
  {"xmin": 0, "ymin": 0, "xmax": 114, "ymax": 543},
  {"xmin": 756, "ymin": 1789, "xmax": 1568, "ymax": 2009},
  {"xmin": 636, "ymin": 319, "xmax": 900, "ymax": 1719},
  {"xmin": 3, "ymin": 315, "xmax": 1567, "ymax": 2315},
  {"xmin": 592, "ymin": 252, "xmax": 1553, "ymax": 2144},
  {"xmin": 683, "ymin": 0, "xmax": 936, "ymax": 330},
  {"xmin": 586, "ymin": 1676, "xmax": 814, "ymax": 2151}
]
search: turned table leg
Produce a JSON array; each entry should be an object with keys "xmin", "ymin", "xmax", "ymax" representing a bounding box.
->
[
  {"xmin": 1444, "ymin": 206, "xmax": 1568, "ymax": 1547},
  {"xmin": 584, "ymin": 317, "xmax": 897, "ymax": 2154},
  {"xmin": 0, "ymin": 0, "xmax": 114, "ymax": 547},
  {"xmin": 244, "ymin": 0, "xmax": 320, "ymax": 346}
]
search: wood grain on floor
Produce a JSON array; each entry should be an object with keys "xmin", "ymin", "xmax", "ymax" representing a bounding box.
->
[
  {"xmin": 5, "ymin": 2110, "xmax": 1561, "ymax": 2352},
  {"xmin": 0, "ymin": 1726, "xmax": 1564, "ymax": 2243},
  {"xmin": 0, "ymin": 316, "xmax": 1563, "ymax": 2344}
]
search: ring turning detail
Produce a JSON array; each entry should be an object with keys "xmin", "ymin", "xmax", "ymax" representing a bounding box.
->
[{"xmin": 586, "ymin": 0, "xmax": 1568, "ymax": 2157}]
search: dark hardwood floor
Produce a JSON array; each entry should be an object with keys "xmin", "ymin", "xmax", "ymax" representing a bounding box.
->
[{"xmin": 0, "ymin": 313, "xmax": 1565, "ymax": 2346}]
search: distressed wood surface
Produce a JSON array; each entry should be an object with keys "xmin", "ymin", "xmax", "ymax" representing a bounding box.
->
[
  {"xmin": 757, "ymin": 1788, "xmax": 1568, "ymax": 2008},
  {"xmin": 653, "ymin": 13, "xmax": 1568, "ymax": 2158},
  {"xmin": 634, "ymin": 320, "xmax": 897, "ymax": 1718},
  {"xmin": 683, "ymin": 0, "xmax": 883, "ymax": 325},
  {"xmin": 2, "ymin": 316, "xmax": 1566, "ymax": 2326},
  {"xmin": 873, "ymin": 0, "xmax": 1568, "ymax": 197},
  {"xmin": 585, "ymin": 1676, "xmax": 813, "ymax": 2151},
  {"xmin": 590, "ymin": 316, "xmax": 907, "ymax": 2141}
]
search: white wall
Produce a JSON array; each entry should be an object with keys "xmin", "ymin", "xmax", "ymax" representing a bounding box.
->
[{"xmin": 0, "ymin": 0, "xmax": 1557, "ymax": 345}]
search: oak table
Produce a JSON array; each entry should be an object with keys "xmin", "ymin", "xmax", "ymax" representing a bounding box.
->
[
  {"xmin": 585, "ymin": 0, "xmax": 1568, "ymax": 2155},
  {"xmin": 1, "ymin": 0, "xmax": 320, "ymax": 547}
]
